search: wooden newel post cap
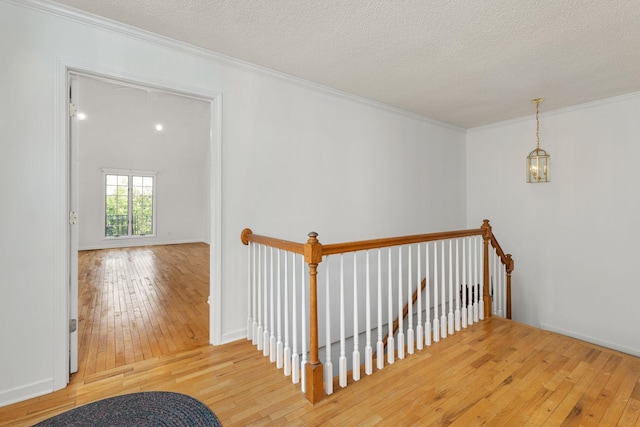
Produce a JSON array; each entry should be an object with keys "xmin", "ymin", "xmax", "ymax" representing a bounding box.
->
[
  {"xmin": 481, "ymin": 219, "xmax": 492, "ymax": 238},
  {"xmin": 240, "ymin": 228, "xmax": 253, "ymax": 245},
  {"xmin": 304, "ymin": 232, "xmax": 322, "ymax": 264}
]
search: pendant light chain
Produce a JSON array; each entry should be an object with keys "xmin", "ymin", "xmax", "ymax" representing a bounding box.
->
[{"xmin": 535, "ymin": 101, "xmax": 540, "ymax": 149}]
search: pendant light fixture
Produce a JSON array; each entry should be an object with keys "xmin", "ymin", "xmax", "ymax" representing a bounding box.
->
[{"xmin": 526, "ymin": 98, "xmax": 550, "ymax": 183}]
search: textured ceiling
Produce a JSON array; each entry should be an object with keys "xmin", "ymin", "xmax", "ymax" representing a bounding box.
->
[{"xmin": 52, "ymin": 0, "xmax": 640, "ymax": 128}]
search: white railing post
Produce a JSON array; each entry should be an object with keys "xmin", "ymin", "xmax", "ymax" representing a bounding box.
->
[
  {"xmin": 300, "ymin": 255, "xmax": 307, "ymax": 392},
  {"xmin": 284, "ymin": 251, "xmax": 291, "ymax": 376},
  {"xmin": 462, "ymin": 238, "xmax": 468, "ymax": 329},
  {"xmin": 397, "ymin": 247, "xmax": 405, "ymax": 359},
  {"xmin": 425, "ymin": 242, "xmax": 432, "ymax": 346},
  {"xmin": 325, "ymin": 256, "xmax": 333, "ymax": 395},
  {"xmin": 448, "ymin": 240, "xmax": 454, "ymax": 336},
  {"xmin": 352, "ymin": 253, "xmax": 360, "ymax": 381},
  {"xmin": 339, "ymin": 254, "xmax": 347, "ymax": 387},
  {"xmin": 440, "ymin": 240, "xmax": 447, "ymax": 339},
  {"xmin": 365, "ymin": 251, "xmax": 373, "ymax": 375},
  {"xmin": 269, "ymin": 247, "xmax": 276, "ymax": 361},
  {"xmin": 474, "ymin": 237, "xmax": 479, "ymax": 323},
  {"xmin": 387, "ymin": 248, "xmax": 395, "ymax": 364},
  {"xmin": 455, "ymin": 239, "xmax": 461, "ymax": 332},
  {"xmin": 263, "ymin": 246, "xmax": 270, "ymax": 356},
  {"xmin": 467, "ymin": 238, "xmax": 474, "ymax": 327},
  {"xmin": 407, "ymin": 245, "xmax": 415, "ymax": 355},
  {"xmin": 433, "ymin": 242, "xmax": 440, "ymax": 343},
  {"xmin": 376, "ymin": 249, "xmax": 384, "ymax": 370},
  {"xmin": 291, "ymin": 253, "xmax": 299, "ymax": 384},
  {"xmin": 416, "ymin": 244, "xmax": 424, "ymax": 351},
  {"xmin": 257, "ymin": 245, "xmax": 264, "ymax": 350},
  {"xmin": 247, "ymin": 242, "xmax": 253, "ymax": 341},
  {"xmin": 276, "ymin": 249, "xmax": 283, "ymax": 367}
]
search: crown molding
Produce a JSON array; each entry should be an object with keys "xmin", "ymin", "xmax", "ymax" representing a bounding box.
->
[{"xmin": 8, "ymin": 0, "xmax": 464, "ymax": 133}]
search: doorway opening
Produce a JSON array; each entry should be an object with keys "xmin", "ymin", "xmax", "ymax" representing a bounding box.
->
[{"xmin": 67, "ymin": 71, "xmax": 220, "ymax": 380}]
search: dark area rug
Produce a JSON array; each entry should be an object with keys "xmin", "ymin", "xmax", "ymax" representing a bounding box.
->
[{"xmin": 34, "ymin": 391, "xmax": 222, "ymax": 426}]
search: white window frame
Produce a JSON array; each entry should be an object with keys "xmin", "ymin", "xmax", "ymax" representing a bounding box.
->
[{"xmin": 102, "ymin": 168, "xmax": 158, "ymax": 239}]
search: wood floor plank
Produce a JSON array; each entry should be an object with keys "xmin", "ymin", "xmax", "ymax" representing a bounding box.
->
[{"xmin": 2, "ymin": 253, "xmax": 640, "ymax": 427}]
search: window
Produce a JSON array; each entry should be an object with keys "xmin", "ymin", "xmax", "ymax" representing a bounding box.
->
[{"xmin": 104, "ymin": 170, "xmax": 156, "ymax": 237}]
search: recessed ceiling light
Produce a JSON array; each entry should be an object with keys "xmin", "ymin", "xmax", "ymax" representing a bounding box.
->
[{"xmin": 155, "ymin": 124, "xmax": 163, "ymax": 131}]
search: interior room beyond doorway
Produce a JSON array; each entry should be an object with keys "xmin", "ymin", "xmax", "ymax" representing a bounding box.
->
[{"xmin": 77, "ymin": 243, "xmax": 210, "ymax": 378}]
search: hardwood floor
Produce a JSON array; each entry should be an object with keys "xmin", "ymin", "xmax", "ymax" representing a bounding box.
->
[
  {"xmin": 76, "ymin": 243, "xmax": 210, "ymax": 378},
  {"xmin": 2, "ymin": 317, "xmax": 640, "ymax": 426}
]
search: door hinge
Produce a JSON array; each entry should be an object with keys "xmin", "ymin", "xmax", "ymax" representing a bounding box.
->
[
  {"xmin": 69, "ymin": 211, "xmax": 78, "ymax": 225},
  {"xmin": 69, "ymin": 102, "xmax": 77, "ymax": 118},
  {"xmin": 69, "ymin": 318, "xmax": 77, "ymax": 333}
]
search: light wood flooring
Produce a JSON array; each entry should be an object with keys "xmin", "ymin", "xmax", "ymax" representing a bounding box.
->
[
  {"xmin": 2, "ymin": 315, "xmax": 640, "ymax": 426},
  {"xmin": 76, "ymin": 243, "xmax": 210, "ymax": 378}
]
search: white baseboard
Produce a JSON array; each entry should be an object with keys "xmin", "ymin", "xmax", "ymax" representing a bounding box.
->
[
  {"xmin": 79, "ymin": 238, "xmax": 207, "ymax": 251},
  {"xmin": 539, "ymin": 323, "xmax": 640, "ymax": 357},
  {"xmin": 220, "ymin": 328, "xmax": 247, "ymax": 345},
  {"xmin": 0, "ymin": 378, "xmax": 53, "ymax": 408}
]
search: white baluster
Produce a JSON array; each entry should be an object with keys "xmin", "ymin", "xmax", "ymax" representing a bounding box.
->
[
  {"xmin": 365, "ymin": 251, "xmax": 373, "ymax": 375},
  {"xmin": 352, "ymin": 253, "xmax": 360, "ymax": 381},
  {"xmin": 497, "ymin": 251, "xmax": 504, "ymax": 317},
  {"xmin": 474, "ymin": 237, "xmax": 479, "ymax": 323},
  {"xmin": 467, "ymin": 238, "xmax": 473, "ymax": 326},
  {"xmin": 387, "ymin": 248, "xmax": 395, "ymax": 364},
  {"xmin": 276, "ymin": 250, "xmax": 283, "ymax": 367},
  {"xmin": 416, "ymin": 244, "xmax": 424, "ymax": 351},
  {"xmin": 301, "ymin": 255, "xmax": 307, "ymax": 392},
  {"xmin": 253, "ymin": 244, "xmax": 258, "ymax": 343},
  {"xmin": 455, "ymin": 239, "xmax": 461, "ymax": 332},
  {"xmin": 339, "ymin": 254, "xmax": 347, "ymax": 387},
  {"xmin": 291, "ymin": 252, "xmax": 299, "ymax": 384},
  {"xmin": 325, "ymin": 256, "xmax": 333, "ymax": 395},
  {"xmin": 257, "ymin": 245, "xmax": 264, "ymax": 350},
  {"xmin": 376, "ymin": 249, "xmax": 384, "ymax": 370},
  {"xmin": 407, "ymin": 245, "xmax": 414, "ymax": 355},
  {"xmin": 433, "ymin": 242, "xmax": 440, "ymax": 343},
  {"xmin": 491, "ymin": 249, "xmax": 497, "ymax": 316},
  {"xmin": 397, "ymin": 247, "xmax": 405, "ymax": 359},
  {"xmin": 247, "ymin": 242, "xmax": 253, "ymax": 341},
  {"xmin": 425, "ymin": 243, "xmax": 432, "ymax": 346},
  {"xmin": 284, "ymin": 251, "xmax": 291, "ymax": 376},
  {"xmin": 263, "ymin": 246, "xmax": 270, "ymax": 356},
  {"xmin": 269, "ymin": 247, "xmax": 276, "ymax": 361},
  {"xmin": 440, "ymin": 240, "xmax": 447, "ymax": 339},
  {"xmin": 462, "ymin": 238, "xmax": 468, "ymax": 329},
  {"xmin": 448, "ymin": 240, "xmax": 454, "ymax": 335},
  {"xmin": 479, "ymin": 237, "xmax": 485, "ymax": 321}
]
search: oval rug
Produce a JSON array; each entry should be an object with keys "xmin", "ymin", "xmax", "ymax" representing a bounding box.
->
[{"xmin": 34, "ymin": 391, "xmax": 222, "ymax": 426}]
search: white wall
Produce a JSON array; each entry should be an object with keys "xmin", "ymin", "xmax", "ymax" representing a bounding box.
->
[
  {"xmin": 76, "ymin": 76, "xmax": 210, "ymax": 249},
  {"xmin": 0, "ymin": 0, "xmax": 466, "ymax": 406},
  {"xmin": 467, "ymin": 93, "xmax": 640, "ymax": 356}
]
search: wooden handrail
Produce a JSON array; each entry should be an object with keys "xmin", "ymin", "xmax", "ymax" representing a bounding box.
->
[
  {"xmin": 322, "ymin": 228, "xmax": 483, "ymax": 255},
  {"xmin": 241, "ymin": 228, "xmax": 305, "ymax": 254}
]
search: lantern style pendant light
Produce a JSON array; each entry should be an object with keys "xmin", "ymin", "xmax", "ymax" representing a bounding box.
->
[{"xmin": 526, "ymin": 98, "xmax": 550, "ymax": 183}]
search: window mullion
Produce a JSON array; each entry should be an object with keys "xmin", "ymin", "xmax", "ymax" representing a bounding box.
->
[{"xmin": 128, "ymin": 184, "xmax": 133, "ymax": 236}]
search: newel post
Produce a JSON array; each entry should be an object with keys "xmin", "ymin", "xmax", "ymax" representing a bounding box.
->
[
  {"xmin": 506, "ymin": 254, "xmax": 514, "ymax": 320},
  {"xmin": 481, "ymin": 220, "xmax": 492, "ymax": 318},
  {"xmin": 304, "ymin": 232, "xmax": 324, "ymax": 404}
]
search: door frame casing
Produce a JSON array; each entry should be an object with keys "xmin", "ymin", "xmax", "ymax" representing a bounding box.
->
[{"xmin": 53, "ymin": 57, "xmax": 223, "ymax": 390}]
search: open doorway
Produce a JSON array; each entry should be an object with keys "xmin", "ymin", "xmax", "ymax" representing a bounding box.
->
[{"xmin": 68, "ymin": 72, "xmax": 215, "ymax": 378}]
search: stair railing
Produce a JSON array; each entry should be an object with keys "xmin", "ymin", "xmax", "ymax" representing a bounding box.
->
[{"xmin": 241, "ymin": 219, "xmax": 513, "ymax": 404}]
